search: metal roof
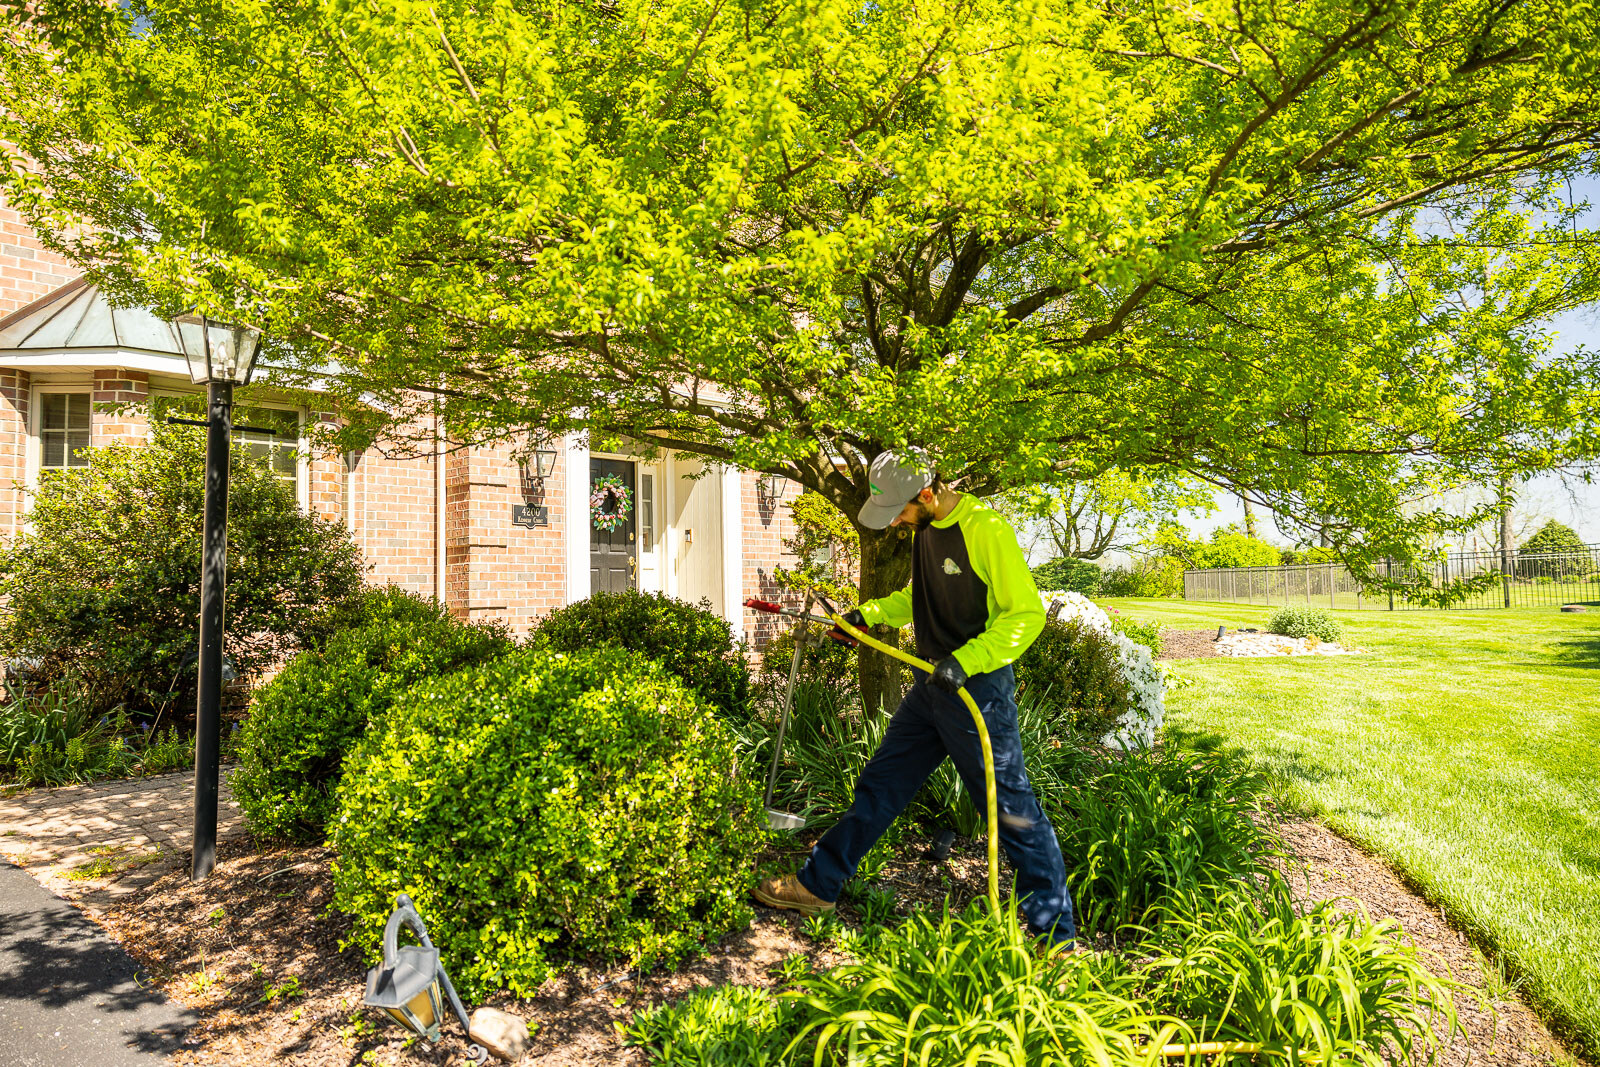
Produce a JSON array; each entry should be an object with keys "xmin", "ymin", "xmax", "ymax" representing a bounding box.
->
[{"xmin": 0, "ymin": 278, "xmax": 184, "ymax": 356}]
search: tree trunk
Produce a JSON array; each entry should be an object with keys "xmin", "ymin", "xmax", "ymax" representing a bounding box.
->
[
  {"xmin": 855, "ymin": 525, "xmax": 915, "ymax": 716},
  {"xmin": 1241, "ymin": 496, "xmax": 1258, "ymax": 539}
]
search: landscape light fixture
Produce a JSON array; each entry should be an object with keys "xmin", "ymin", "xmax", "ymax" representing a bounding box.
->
[
  {"xmin": 363, "ymin": 895, "xmax": 487, "ymax": 1065},
  {"xmin": 172, "ymin": 310, "xmax": 261, "ymax": 882}
]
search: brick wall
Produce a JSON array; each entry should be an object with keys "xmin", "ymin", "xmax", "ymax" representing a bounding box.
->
[
  {"xmin": 443, "ymin": 440, "xmax": 566, "ymax": 634},
  {"xmin": 0, "ymin": 368, "xmax": 28, "ymax": 538},
  {"xmin": 89, "ymin": 370, "xmax": 149, "ymax": 446},
  {"xmin": 740, "ymin": 470, "xmax": 804, "ymax": 651},
  {"xmin": 0, "ymin": 202, "xmax": 79, "ymax": 316}
]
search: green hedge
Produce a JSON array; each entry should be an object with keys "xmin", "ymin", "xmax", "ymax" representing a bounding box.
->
[
  {"xmin": 1266, "ymin": 604, "xmax": 1343, "ymax": 642},
  {"xmin": 532, "ymin": 591, "xmax": 752, "ymax": 722},
  {"xmin": 232, "ymin": 588, "xmax": 512, "ymax": 842},
  {"xmin": 331, "ymin": 647, "xmax": 764, "ymax": 998}
]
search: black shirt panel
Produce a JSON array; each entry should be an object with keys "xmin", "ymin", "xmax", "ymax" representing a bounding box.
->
[{"xmin": 910, "ymin": 521, "xmax": 990, "ymax": 664}]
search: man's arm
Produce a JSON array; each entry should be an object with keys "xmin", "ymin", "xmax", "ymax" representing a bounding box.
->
[
  {"xmin": 950, "ymin": 510, "xmax": 1045, "ymax": 676},
  {"xmin": 857, "ymin": 588, "xmax": 914, "ymax": 629}
]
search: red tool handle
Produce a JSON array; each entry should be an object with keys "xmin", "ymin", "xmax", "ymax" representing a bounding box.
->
[{"xmin": 743, "ymin": 597, "xmax": 857, "ymax": 646}]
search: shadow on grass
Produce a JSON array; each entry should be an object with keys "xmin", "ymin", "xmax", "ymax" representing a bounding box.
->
[
  {"xmin": 1542, "ymin": 634, "xmax": 1600, "ymax": 670},
  {"xmin": 1162, "ymin": 724, "xmax": 1346, "ymax": 794}
]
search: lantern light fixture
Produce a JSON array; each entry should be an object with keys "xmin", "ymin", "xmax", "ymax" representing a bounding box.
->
[
  {"xmin": 757, "ymin": 471, "xmax": 784, "ymax": 506},
  {"xmin": 173, "ymin": 311, "xmax": 261, "ymax": 386},
  {"xmin": 363, "ymin": 895, "xmax": 487, "ymax": 1064}
]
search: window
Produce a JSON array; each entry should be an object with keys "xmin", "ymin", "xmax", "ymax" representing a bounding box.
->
[
  {"xmin": 39, "ymin": 393, "xmax": 90, "ymax": 469},
  {"xmin": 153, "ymin": 396, "xmax": 302, "ymax": 494},
  {"xmin": 640, "ymin": 473, "xmax": 655, "ymax": 551},
  {"xmin": 233, "ymin": 406, "xmax": 300, "ymax": 491}
]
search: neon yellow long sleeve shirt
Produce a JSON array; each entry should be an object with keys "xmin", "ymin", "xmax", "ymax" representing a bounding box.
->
[{"xmin": 857, "ymin": 494, "xmax": 1045, "ymax": 675}]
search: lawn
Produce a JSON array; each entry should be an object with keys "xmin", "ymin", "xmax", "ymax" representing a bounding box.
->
[{"xmin": 1101, "ymin": 597, "xmax": 1600, "ymax": 1058}]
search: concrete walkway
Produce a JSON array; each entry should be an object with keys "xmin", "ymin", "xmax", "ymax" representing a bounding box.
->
[
  {"xmin": 0, "ymin": 861, "xmax": 195, "ymax": 1065},
  {"xmin": 0, "ymin": 773, "xmax": 243, "ymax": 1064},
  {"xmin": 0, "ymin": 771, "xmax": 242, "ymax": 904}
]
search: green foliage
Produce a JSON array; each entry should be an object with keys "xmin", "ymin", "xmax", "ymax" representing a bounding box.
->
[
  {"xmin": 233, "ymin": 587, "xmax": 512, "ymax": 842},
  {"xmin": 1105, "ymin": 611, "xmax": 1161, "ymax": 660},
  {"xmin": 0, "ymin": 676, "xmax": 200, "ymax": 786},
  {"xmin": 0, "ymin": 423, "xmax": 365, "ymax": 716},
  {"xmin": 1013, "ymin": 618, "xmax": 1134, "ymax": 739},
  {"xmin": 1280, "ymin": 546, "xmax": 1342, "ymax": 565},
  {"xmin": 761, "ymin": 680, "xmax": 888, "ymax": 834},
  {"xmin": 782, "ymin": 899, "xmax": 1158, "ymax": 1065},
  {"xmin": 1518, "ymin": 519, "xmax": 1591, "ymax": 578},
  {"xmin": 1056, "ymin": 750, "xmax": 1277, "ymax": 936},
  {"xmin": 624, "ymin": 984, "xmax": 796, "ymax": 1066},
  {"xmin": 1005, "ymin": 472, "xmax": 1216, "ymax": 561},
  {"xmin": 1156, "ymin": 524, "xmax": 1283, "ymax": 570},
  {"xmin": 1099, "ymin": 558, "xmax": 1185, "ymax": 599},
  {"xmin": 770, "ymin": 493, "xmax": 859, "ymax": 606},
  {"xmin": 1031, "ymin": 557, "xmax": 1102, "ymax": 595},
  {"xmin": 1266, "ymin": 604, "xmax": 1345, "ymax": 642},
  {"xmin": 1145, "ymin": 877, "xmax": 1462, "ymax": 1065},
  {"xmin": 8, "ymin": 0, "xmax": 1599, "ymax": 627},
  {"xmin": 532, "ymin": 591, "xmax": 751, "ymax": 724},
  {"xmin": 331, "ymin": 648, "xmax": 764, "ymax": 998},
  {"xmin": 757, "ymin": 627, "xmax": 856, "ymax": 694},
  {"xmin": 1521, "ymin": 519, "xmax": 1586, "ymax": 555}
]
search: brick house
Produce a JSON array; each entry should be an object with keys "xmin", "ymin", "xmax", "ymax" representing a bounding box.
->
[{"xmin": 1, "ymin": 199, "xmax": 801, "ymax": 645}]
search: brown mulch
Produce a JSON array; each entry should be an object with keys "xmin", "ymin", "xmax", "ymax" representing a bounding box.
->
[
  {"xmin": 47, "ymin": 821, "xmax": 1588, "ymax": 1066},
  {"xmin": 1160, "ymin": 628, "xmax": 1222, "ymax": 659}
]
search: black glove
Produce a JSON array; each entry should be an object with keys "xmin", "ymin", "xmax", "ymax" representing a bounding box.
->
[
  {"xmin": 827, "ymin": 609, "xmax": 867, "ymax": 644},
  {"xmin": 930, "ymin": 655, "xmax": 968, "ymax": 695}
]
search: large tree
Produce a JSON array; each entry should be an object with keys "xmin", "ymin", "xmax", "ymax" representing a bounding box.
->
[{"xmin": 4, "ymin": 0, "xmax": 1600, "ymax": 708}]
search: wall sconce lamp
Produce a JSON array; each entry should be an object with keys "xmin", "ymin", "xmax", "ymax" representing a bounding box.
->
[
  {"xmin": 363, "ymin": 894, "xmax": 487, "ymax": 1064},
  {"xmin": 757, "ymin": 471, "xmax": 784, "ymax": 507},
  {"xmin": 518, "ymin": 447, "xmax": 558, "ymax": 503}
]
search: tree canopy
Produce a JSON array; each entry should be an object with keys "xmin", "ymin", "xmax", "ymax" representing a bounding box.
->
[
  {"xmin": 1003, "ymin": 471, "xmax": 1215, "ymax": 561},
  {"xmin": 4, "ymin": 0, "xmax": 1600, "ymax": 634}
]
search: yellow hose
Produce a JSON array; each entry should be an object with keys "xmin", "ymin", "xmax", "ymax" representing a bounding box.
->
[{"xmin": 828, "ymin": 613, "xmax": 1001, "ymax": 917}]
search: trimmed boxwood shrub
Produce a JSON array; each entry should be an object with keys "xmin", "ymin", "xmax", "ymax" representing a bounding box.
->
[
  {"xmin": 330, "ymin": 647, "xmax": 764, "ymax": 997},
  {"xmin": 1013, "ymin": 618, "xmax": 1133, "ymax": 740},
  {"xmin": 1266, "ymin": 604, "xmax": 1343, "ymax": 642},
  {"xmin": 232, "ymin": 588, "xmax": 512, "ymax": 842},
  {"xmin": 531, "ymin": 590, "xmax": 752, "ymax": 722}
]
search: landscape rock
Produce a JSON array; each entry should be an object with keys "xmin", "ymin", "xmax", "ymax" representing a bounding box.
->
[{"xmin": 469, "ymin": 1006, "xmax": 531, "ymax": 1062}]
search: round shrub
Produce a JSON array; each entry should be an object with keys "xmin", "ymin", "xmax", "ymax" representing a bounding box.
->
[
  {"xmin": 1014, "ymin": 617, "xmax": 1136, "ymax": 740},
  {"xmin": 331, "ymin": 647, "xmax": 764, "ymax": 998},
  {"xmin": 531, "ymin": 591, "xmax": 752, "ymax": 722},
  {"xmin": 232, "ymin": 588, "xmax": 512, "ymax": 843},
  {"xmin": 1266, "ymin": 604, "xmax": 1343, "ymax": 642}
]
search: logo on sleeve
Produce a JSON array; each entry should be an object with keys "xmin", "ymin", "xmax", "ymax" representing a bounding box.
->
[{"xmin": 943, "ymin": 558, "xmax": 963, "ymax": 575}]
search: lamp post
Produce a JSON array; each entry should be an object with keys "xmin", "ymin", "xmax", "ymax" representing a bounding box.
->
[{"xmin": 173, "ymin": 311, "xmax": 260, "ymax": 882}]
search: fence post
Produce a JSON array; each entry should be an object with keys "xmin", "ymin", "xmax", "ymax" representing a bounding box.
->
[
  {"xmin": 1329, "ymin": 563, "xmax": 1336, "ymax": 609},
  {"xmin": 1386, "ymin": 557, "xmax": 1394, "ymax": 611}
]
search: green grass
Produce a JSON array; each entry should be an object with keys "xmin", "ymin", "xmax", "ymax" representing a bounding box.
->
[{"xmin": 1098, "ymin": 597, "xmax": 1600, "ymax": 1057}]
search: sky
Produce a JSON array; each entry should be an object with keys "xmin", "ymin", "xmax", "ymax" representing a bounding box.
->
[{"xmin": 1190, "ymin": 173, "xmax": 1600, "ymax": 548}]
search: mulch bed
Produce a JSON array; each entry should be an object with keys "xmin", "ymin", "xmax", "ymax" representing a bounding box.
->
[
  {"xmin": 59, "ymin": 821, "xmax": 1583, "ymax": 1066},
  {"xmin": 1160, "ymin": 628, "xmax": 1222, "ymax": 659}
]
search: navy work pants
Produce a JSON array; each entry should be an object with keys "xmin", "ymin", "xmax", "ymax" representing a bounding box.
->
[{"xmin": 795, "ymin": 665, "xmax": 1077, "ymax": 944}]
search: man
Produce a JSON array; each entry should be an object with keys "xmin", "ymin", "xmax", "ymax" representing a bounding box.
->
[{"xmin": 752, "ymin": 451, "xmax": 1077, "ymax": 947}]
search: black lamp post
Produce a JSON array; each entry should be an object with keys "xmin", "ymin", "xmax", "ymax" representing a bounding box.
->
[{"xmin": 173, "ymin": 311, "xmax": 260, "ymax": 882}]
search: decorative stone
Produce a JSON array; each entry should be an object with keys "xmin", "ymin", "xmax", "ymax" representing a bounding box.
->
[
  {"xmin": 1560, "ymin": 604, "xmax": 1588, "ymax": 613},
  {"xmin": 470, "ymin": 1007, "xmax": 532, "ymax": 1062}
]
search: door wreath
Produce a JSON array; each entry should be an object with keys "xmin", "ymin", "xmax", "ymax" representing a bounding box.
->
[{"xmin": 590, "ymin": 474, "xmax": 634, "ymax": 532}]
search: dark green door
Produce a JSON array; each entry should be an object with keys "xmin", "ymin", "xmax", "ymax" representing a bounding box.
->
[{"xmin": 589, "ymin": 457, "xmax": 637, "ymax": 593}]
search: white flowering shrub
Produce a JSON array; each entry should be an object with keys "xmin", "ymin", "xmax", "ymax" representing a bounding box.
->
[{"xmin": 1035, "ymin": 590, "xmax": 1165, "ymax": 749}]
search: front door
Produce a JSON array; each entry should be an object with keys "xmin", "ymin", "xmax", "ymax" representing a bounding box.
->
[{"xmin": 589, "ymin": 458, "xmax": 637, "ymax": 593}]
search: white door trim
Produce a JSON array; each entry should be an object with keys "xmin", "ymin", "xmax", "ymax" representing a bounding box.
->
[
  {"xmin": 564, "ymin": 433, "xmax": 590, "ymax": 604},
  {"xmin": 721, "ymin": 465, "xmax": 743, "ymax": 638}
]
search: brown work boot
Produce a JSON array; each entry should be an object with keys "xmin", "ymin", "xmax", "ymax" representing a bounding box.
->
[{"xmin": 751, "ymin": 873, "xmax": 835, "ymax": 916}]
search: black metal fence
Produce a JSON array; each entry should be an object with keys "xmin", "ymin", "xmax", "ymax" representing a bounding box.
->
[{"xmin": 1182, "ymin": 545, "xmax": 1600, "ymax": 610}]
